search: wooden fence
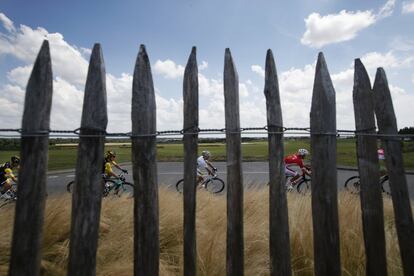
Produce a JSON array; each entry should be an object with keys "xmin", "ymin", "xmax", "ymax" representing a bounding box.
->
[{"xmin": 7, "ymin": 40, "xmax": 414, "ymax": 276}]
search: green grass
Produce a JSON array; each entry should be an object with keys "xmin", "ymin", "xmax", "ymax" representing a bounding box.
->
[{"xmin": 1, "ymin": 139, "xmax": 413, "ymax": 171}]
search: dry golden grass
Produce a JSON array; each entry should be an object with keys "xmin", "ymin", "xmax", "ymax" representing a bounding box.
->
[{"xmin": 0, "ymin": 188, "xmax": 406, "ymax": 275}]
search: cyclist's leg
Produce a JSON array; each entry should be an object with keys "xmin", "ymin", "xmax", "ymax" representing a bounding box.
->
[
  {"xmin": 1, "ymin": 179, "xmax": 12, "ymax": 194},
  {"xmin": 1, "ymin": 179, "xmax": 15, "ymax": 199},
  {"xmin": 196, "ymin": 169, "xmax": 205, "ymax": 186},
  {"xmin": 285, "ymin": 166, "xmax": 299, "ymax": 187},
  {"xmin": 0, "ymin": 179, "xmax": 5, "ymax": 194}
]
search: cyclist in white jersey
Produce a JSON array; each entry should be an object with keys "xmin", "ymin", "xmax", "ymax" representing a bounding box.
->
[{"xmin": 197, "ymin": 150, "xmax": 215, "ymax": 186}]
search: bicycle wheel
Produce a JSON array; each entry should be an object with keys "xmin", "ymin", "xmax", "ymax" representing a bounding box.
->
[
  {"xmin": 66, "ymin": 180, "xmax": 75, "ymax": 193},
  {"xmin": 205, "ymin": 178, "xmax": 225, "ymax": 194},
  {"xmin": 116, "ymin": 182, "xmax": 134, "ymax": 197},
  {"xmin": 175, "ymin": 179, "xmax": 184, "ymax": 193},
  {"xmin": 0, "ymin": 199, "xmax": 14, "ymax": 209},
  {"xmin": 297, "ymin": 179, "xmax": 311, "ymax": 195},
  {"xmin": 105, "ymin": 180, "xmax": 134, "ymax": 198},
  {"xmin": 67, "ymin": 180, "xmax": 105, "ymax": 193},
  {"xmin": 267, "ymin": 176, "xmax": 291, "ymax": 187},
  {"xmin": 344, "ymin": 176, "xmax": 360, "ymax": 194},
  {"xmin": 381, "ymin": 176, "xmax": 391, "ymax": 195},
  {"xmin": 0, "ymin": 189, "xmax": 17, "ymax": 209}
]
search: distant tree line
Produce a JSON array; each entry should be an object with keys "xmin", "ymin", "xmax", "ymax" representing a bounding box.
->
[
  {"xmin": 0, "ymin": 139, "xmax": 21, "ymax": 150},
  {"xmin": 398, "ymin": 127, "xmax": 414, "ymax": 135}
]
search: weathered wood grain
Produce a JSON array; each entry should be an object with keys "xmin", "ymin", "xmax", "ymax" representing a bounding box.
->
[
  {"xmin": 9, "ymin": 40, "xmax": 53, "ymax": 276},
  {"xmin": 224, "ymin": 48, "xmax": 244, "ymax": 276},
  {"xmin": 132, "ymin": 44, "xmax": 159, "ymax": 276},
  {"xmin": 353, "ymin": 59, "xmax": 387, "ymax": 276},
  {"xmin": 183, "ymin": 47, "xmax": 198, "ymax": 276},
  {"xmin": 67, "ymin": 43, "xmax": 108, "ymax": 276},
  {"xmin": 373, "ymin": 68, "xmax": 414, "ymax": 276},
  {"xmin": 264, "ymin": 49, "xmax": 291, "ymax": 276},
  {"xmin": 310, "ymin": 52, "xmax": 341, "ymax": 276}
]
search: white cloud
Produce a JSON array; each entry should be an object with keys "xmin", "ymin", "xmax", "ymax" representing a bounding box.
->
[
  {"xmin": 301, "ymin": 0, "xmax": 395, "ymax": 48},
  {"xmin": 79, "ymin": 47, "xmax": 92, "ymax": 57},
  {"xmin": 51, "ymin": 77, "xmax": 84, "ymax": 130},
  {"xmin": 0, "ymin": 22, "xmax": 88, "ymax": 86},
  {"xmin": 402, "ymin": 1, "xmax": 414, "ymax": 13},
  {"xmin": 198, "ymin": 73, "xmax": 222, "ymax": 98},
  {"xmin": 0, "ymin": 13, "xmax": 189, "ymax": 133},
  {"xmin": 0, "ymin": 85, "xmax": 25, "ymax": 125},
  {"xmin": 301, "ymin": 10, "xmax": 376, "ymax": 48},
  {"xmin": 278, "ymin": 64, "xmax": 315, "ymax": 127},
  {"xmin": 153, "ymin": 59, "xmax": 184, "ymax": 79},
  {"xmin": 1, "ymin": 12, "xmax": 413, "ymax": 136},
  {"xmin": 239, "ymin": 83, "xmax": 249, "ymax": 98},
  {"xmin": 360, "ymin": 51, "xmax": 413, "ymax": 73},
  {"xmin": 7, "ymin": 65, "xmax": 32, "ymax": 87},
  {"xmin": 199, "ymin": 60, "xmax": 208, "ymax": 70},
  {"xmin": 251, "ymin": 65, "xmax": 265, "ymax": 78},
  {"xmin": 377, "ymin": 0, "xmax": 396, "ymax": 19},
  {"xmin": 0, "ymin": 13, "xmax": 15, "ymax": 32}
]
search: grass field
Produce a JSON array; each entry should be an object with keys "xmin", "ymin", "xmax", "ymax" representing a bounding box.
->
[
  {"xmin": 0, "ymin": 189, "xmax": 407, "ymax": 275},
  {"xmin": 0, "ymin": 138, "xmax": 413, "ymax": 171}
]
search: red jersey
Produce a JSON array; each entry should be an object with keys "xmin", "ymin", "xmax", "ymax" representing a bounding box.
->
[{"xmin": 284, "ymin": 154, "xmax": 304, "ymax": 168}]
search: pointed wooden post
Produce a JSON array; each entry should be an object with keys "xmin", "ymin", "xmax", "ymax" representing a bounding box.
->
[
  {"xmin": 132, "ymin": 45, "xmax": 159, "ymax": 276},
  {"xmin": 264, "ymin": 49, "xmax": 291, "ymax": 276},
  {"xmin": 9, "ymin": 40, "xmax": 53, "ymax": 276},
  {"xmin": 224, "ymin": 48, "xmax": 244, "ymax": 276},
  {"xmin": 353, "ymin": 59, "xmax": 387, "ymax": 276},
  {"xmin": 373, "ymin": 68, "xmax": 414, "ymax": 276},
  {"xmin": 310, "ymin": 52, "xmax": 341, "ymax": 276},
  {"xmin": 183, "ymin": 47, "xmax": 198, "ymax": 276},
  {"xmin": 67, "ymin": 44, "xmax": 108, "ymax": 276}
]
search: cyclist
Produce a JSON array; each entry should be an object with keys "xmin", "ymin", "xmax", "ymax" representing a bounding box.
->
[
  {"xmin": 103, "ymin": 151, "xmax": 128, "ymax": 180},
  {"xmin": 284, "ymin": 149, "xmax": 311, "ymax": 190},
  {"xmin": 197, "ymin": 150, "xmax": 216, "ymax": 186},
  {"xmin": 0, "ymin": 156, "xmax": 20, "ymax": 198},
  {"xmin": 377, "ymin": 148, "xmax": 387, "ymax": 176}
]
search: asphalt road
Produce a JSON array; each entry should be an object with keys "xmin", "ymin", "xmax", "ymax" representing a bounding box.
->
[{"xmin": 47, "ymin": 162, "xmax": 414, "ymax": 197}]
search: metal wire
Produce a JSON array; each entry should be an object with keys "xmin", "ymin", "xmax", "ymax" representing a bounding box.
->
[{"xmin": 0, "ymin": 127, "xmax": 413, "ymax": 139}]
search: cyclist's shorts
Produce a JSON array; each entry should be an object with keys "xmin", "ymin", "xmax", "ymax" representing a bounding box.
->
[
  {"xmin": 285, "ymin": 166, "xmax": 299, "ymax": 177},
  {"xmin": 197, "ymin": 169, "xmax": 204, "ymax": 177},
  {"xmin": 0, "ymin": 178, "xmax": 11, "ymax": 192}
]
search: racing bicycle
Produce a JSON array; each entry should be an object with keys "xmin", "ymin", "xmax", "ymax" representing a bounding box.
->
[
  {"xmin": 67, "ymin": 172, "xmax": 134, "ymax": 197},
  {"xmin": 268, "ymin": 168, "xmax": 312, "ymax": 195},
  {"xmin": 344, "ymin": 174, "xmax": 390, "ymax": 195},
  {"xmin": 0, "ymin": 182, "xmax": 17, "ymax": 209},
  {"xmin": 176, "ymin": 168, "xmax": 225, "ymax": 194},
  {"xmin": 285, "ymin": 172, "xmax": 312, "ymax": 195}
]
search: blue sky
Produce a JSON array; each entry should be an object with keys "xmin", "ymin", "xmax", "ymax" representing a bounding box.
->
[{"xmin": 1, "ymin": 0, "xmax": 413, "ymax": 132}]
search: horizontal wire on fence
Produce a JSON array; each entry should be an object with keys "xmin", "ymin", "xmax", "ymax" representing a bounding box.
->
[{"xmin": 0, "ymin": 127, "xmax": 413, "ymax": 139}]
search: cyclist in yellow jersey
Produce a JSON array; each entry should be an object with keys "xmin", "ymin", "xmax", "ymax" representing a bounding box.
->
[
  {"xmin": 104, "ymin": 151, "xmax": 128, "ymax": 179},
  {"xmin": 0, "ymin": 156, "xmax": 20, "ymax": 197}
]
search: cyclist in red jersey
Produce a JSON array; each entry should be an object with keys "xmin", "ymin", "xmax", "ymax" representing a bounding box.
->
[{"xmin": 285, "ymin": 148, "xmax": 311, "ymax": 189}]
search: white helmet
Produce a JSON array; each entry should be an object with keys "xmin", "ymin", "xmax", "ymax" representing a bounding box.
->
[
  {"xmin": 202, "ymin": 150, "xmax": 210, "ymax": 158},
  {"xmin": 298, "ymin": 148, "xmax": 309, "ymax": 156}
]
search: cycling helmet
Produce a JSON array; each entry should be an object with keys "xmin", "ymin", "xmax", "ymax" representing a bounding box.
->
[
  {"xmin": 11, "ymin": 156, "xmax": 20, "ymax": 165},
  {"xmin": 297, "ymin": 148, "xmax": 309, "ymax": 156},
  {"xmin": 105, "ymin": 151, "xmax": 116, "ymax": 159},
  {"xmin": 202, "ymin": 150, "xmax": 211, "ymax": 159}
]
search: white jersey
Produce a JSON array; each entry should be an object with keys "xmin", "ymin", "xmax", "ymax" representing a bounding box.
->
[{"xmin": 197, "ymin": 156, "xmax": 208, "ymax": 175}]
